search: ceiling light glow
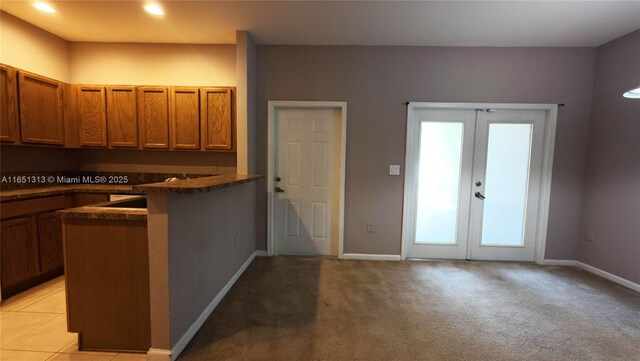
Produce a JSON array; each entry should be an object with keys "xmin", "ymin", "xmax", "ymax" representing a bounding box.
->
[
  {"xmin": 623, "ymin": 86, "xmax": 640, "ymax": 99},
  {"xmin": 144, "ymin": 3, "xmax": 164, "ymax": 16},
  {"xmin": 33, "ymin": 2, "xmax": 56, "ymax": 14}
]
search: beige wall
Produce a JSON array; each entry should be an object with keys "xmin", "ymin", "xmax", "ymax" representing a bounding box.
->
[
  {"xmin": 70, "ymin": 42, "xmax": 236, "ymax": 86},
  {"xmin": 0, "ymin": 11, "xmax": 71, "ymax": 82},
  {"xmin": 257, "ymin": 45, "xmax": 597, "ymax": 259},
  {"xmin": 579, "ymin": 30, "xmax": 640, "ymax": 283}
]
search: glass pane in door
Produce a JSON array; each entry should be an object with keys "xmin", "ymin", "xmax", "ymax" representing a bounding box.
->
[
  {"xmin": 415, "ymin": 122, "xmax": 464, "ymax": 244},
  {"xmin": 481, "ymin": 123, "xmax": 533, "ymax": 246}
]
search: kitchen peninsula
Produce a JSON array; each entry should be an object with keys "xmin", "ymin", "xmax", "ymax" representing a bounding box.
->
[
  {"xmin": 1, "ymin": 11, "xmax": 260, "ymax": 359},
  {"xmin": 56, "ymin": 173, "xmax": 262, "ymax": 354}
]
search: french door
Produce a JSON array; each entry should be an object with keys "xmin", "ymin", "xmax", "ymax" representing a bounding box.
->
[{"xmin": 404, "ymin": 106, "xmax": 546, "ymax": 261}]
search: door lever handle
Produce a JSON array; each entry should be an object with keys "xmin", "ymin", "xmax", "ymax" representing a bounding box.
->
[
  {"xmin": 275, "ymin": 187, "xmax": 285, "ymax": 193},
  {"xmin": 475, "ymin": 192, "xmax": 485, "ymax": 200}
]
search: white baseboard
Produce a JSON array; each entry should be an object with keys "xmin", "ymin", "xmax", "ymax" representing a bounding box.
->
[
  {"xmin": 342, "ymin": 253, "xmax": 401, "ymax": 261},
  {"xmin": 576, "ymin": 261, "xmax": 640, "ymax": 293},
  {"xmin": 542, "ymin": 259, "xmax": 639, "ymax": 293},
  {"xmin": 541, "ymin": 259, "xmax": 578, "ymax": 266},
  {"xmin": 147, "ymin": 348, "xmax": 172, "ymax": 361},
  {"xmin": 254, "ymin": 250, "xmax": 268, "ymax": 257},
  {"xmin": 168, "ymin": 250, "xmax": 260, "ymax": 360}
]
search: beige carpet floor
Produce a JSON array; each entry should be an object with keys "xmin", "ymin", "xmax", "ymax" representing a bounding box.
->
[{"xmin": 178, "ymin": 256, "xmax": 640, "ymax": 361}]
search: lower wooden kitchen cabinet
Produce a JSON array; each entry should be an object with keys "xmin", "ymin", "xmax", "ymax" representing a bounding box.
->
[
  {"xmin": 63, "ymin": 217, "xmax": 150, "ymax": 352},
  {"xmin": 37, "ymin": 211, "xmax": 64, "ymax": 273},
  {"xmin": 0, "ymin": 193, "xmax": 111, "ymax": 298},
  {"xmin": 0, "ymin": 217, "xmax": 39, "ymax": 292}
]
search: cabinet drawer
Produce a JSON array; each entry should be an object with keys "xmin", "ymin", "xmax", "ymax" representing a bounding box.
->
[{"xmin": 1, "ymin": 195, "xmax": 73, "ymax": 220}]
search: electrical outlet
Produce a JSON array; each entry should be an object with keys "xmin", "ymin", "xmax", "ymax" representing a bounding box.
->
[
  {"xmin": 585, "ymin": 230, "xmax": 595, "ymax": 242},
  {"xmin": 366, "ymin": 222, "xmax": 376, "ymax": 233},
  {"xmin": 389, "ymin": 165, "xmax": 401, "ymax": 176}
]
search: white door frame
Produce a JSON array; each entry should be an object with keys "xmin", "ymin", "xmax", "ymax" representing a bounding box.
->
[
  {"xmin": 401, "ymin": 102, "xmax": 558, "ymax": 265},
  {"xmin": 267, "ymin": 101, "xmax": 347, "ymax": 258}
]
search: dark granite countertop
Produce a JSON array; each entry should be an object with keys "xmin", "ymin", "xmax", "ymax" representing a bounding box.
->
[
  {"xmin": 132, "ymin": 174, "xmax": 263, "ymax": 194},
  {"xmin": 2, "ymin": 174, "xmax": 263, "ymax": 220},
  {"xmin": 57, "ymin": 196, "xmax": 147, "ymax": 221},
  {"xmin": 0, "ymin": 172, "xmax": 219, "ymax": 201},
  {"xmin": 0, "ymin": 185, "xmax": 139, "ymax": 202}
]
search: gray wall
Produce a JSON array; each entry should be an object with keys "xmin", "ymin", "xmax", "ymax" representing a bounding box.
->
[
  {"xmin": 256, "ymin": 46, "xmax": 596, "ymax": 259},
  {"xmin": 579, "ymin": 30, "xmax": 640, "ymax": 283},
  {"xmin": 168, "ymin": 181, "xmax": 257, "ymax": 346}
]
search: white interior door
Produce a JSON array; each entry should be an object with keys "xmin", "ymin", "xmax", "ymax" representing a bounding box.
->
[
  {"xmin": 274, "ymin": 107, "xmax": 339, "ymax": 256},
  {"xmin": 468, "ymin": 110, "xmax": 545, "ymax": 261},
  {"xmin": 405, "ymin": 106, "xmax": 547, "ymax": 262}
]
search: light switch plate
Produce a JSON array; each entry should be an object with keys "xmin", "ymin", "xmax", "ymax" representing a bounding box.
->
[
  {"xmin": 367, "ymin": 222, "xmax": 376, "ymax": 232},
  {"xmin": 389, "ymin": 165, "xmax": 400, "ymax": 175}
]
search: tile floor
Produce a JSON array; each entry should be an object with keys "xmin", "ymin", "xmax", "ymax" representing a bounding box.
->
[{"xmin": 0, "ymin": 276, "xmax": 146, "ymax": 361}]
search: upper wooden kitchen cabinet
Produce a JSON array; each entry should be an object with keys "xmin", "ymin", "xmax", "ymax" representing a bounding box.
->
[
  {"xmin": 106, "ymin": 86, "xmax": 138, "ymax": 148},
  {"xmin": 200, "ymin": 87, "xmax": 233, "ymax": 150},
  {"xmin": 138, "ymin": 87, "xmax": 169, "ymax": 149},
  {"xmin": 0, "ymin": 65, "xmax": 19, "ymax": 143},
  {"xmin": 18, "ymin": 71, "xmax": 65, "ymax": 145},
  {"xmin": 170, "ymin": 87, "xmax": 200, "ymax": 150},
  {"xmin": 78, "ymin": 86, "xmax": 108, "ymax": 147}
]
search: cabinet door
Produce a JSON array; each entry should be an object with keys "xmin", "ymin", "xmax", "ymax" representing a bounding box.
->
[
  {"xmin": 107, "ymin": 86, "xmax": 138, "ymax": 148},
  {"xmin": 1, "ymin": 217, "xmax": 39, "ymax": 288},
  {"xmin": 200, "ymin": 88, "xmax": 232, "ymax": 150},
  {"xmin": 78, "ymin": 86, "xmax": 107, "ymax": 147},
  {"xmin": 18, "ymin": 71, "xmax": 65, "ymax": 145},
  {"xmin": 0, "ymin": 65, "xmax": 19, "ymax": 143},
  {"xmin": 138, "ymin": 87, "xmax": 169, "ymax": 149},
  {"xmin": 170, "ymin": 87, "xmax": 200, "ymax": 150},
  {"xmin": 37, "ymin": 212, "xmax": 64, "ymax": 273}
]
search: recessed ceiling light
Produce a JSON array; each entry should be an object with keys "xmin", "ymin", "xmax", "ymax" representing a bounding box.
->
[
  {"xmin": 623, "ymin": 86, "xmax": 640, "ymax": 99},
  {"xmin": 33, "ymin": 2, "xmax": 56, "ymax": 14},
  {"xmin": 144, "ymin": 3, "xmax": 164, "ymax": 16}
]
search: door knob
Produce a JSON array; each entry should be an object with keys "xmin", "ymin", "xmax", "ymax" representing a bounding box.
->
[
  {"xmin": 275, "ymin": 177, "xmax": 281, "ymax": 182},
  {"xmin": 474, "ymin": 192, "xmax": 485, "ymax": 200},
  {"xmin": 275, "ymin": 187, "xmax": 285, "ymax": 193}
]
